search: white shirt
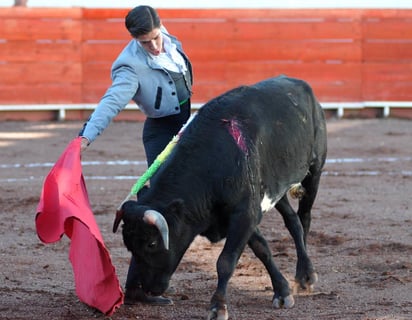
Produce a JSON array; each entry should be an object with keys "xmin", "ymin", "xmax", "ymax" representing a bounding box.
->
[{"xmin": 149, "ymin": 33, "xmax": 187, "ymax": 73}]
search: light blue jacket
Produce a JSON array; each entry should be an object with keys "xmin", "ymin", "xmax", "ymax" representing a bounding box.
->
[{"xmin": 80, "ymin": 30, "xmax": 193, "ymax": 143}]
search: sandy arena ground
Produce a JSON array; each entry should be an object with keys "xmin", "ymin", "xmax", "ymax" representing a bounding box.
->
[{"xmin": 0, "ymin": 118, "xmax": 411, "ymax": 319}]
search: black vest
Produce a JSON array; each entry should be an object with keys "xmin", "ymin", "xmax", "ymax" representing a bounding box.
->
[{"xmin": 167, "ymin": 69, "xmax": 192, "ymax": 104}]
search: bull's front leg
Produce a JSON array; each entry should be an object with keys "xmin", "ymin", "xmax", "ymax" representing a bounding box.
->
[
  {"xmin": 207, "ymin": 215, "xmax": 253, "ymax": 320},
  {"xmin": 207, "ymin": 250, "xmax": 239, "ymax": 320}
]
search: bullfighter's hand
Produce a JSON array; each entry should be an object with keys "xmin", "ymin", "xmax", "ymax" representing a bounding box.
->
[{"xmin": 80, "ymin": 137, "xmax": 90, "ymax": 153}]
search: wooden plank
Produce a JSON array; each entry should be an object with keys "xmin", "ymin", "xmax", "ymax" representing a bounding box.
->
[
  {"xmin": 192, "ymin": 81, "xmax": 362, "ymax": 103},
  {"xmin": 0, "ymin": 40, "xmax": 81, "ymax": 63},
  {"xmin": 191, "ymin": 83, "xmax": 233, "ymax": 102},
  {"xmin": 82, "ymin": 8, "xmax": 129, "ymax": 20},
  {"xmin": 362, "ymin": 9, "xmax": 412, "ymax": 19},
  {"xmin": 81, "ymin": 8, "xmax": 364, "ymax": 21},
  {"xmin": 186, "ymin": 39, "xmax": 361, "ymax": 62},
  {"xmin": 225, "ymin": 62, "xmax": 362, "ymax": 81},
  {"xmin": 82, "ymin": 62, "xmax": 112, "ymax": 85},
  {"xmin": 192, "ymin": 62, "xmax": 362, "ymax": 102},
  {"xmin": 0, "ymin": 84, "xmax": 82, "ymax": 104},
  {"xmin": 240, "ymin": 20, "xmax": 361, "ymax": 40},
  {"xmin": 158, "ymin": 8, "xmax": 363, "ymax": 20},
  {"xmin": 0, "ymin": 7, "xmax": 82, "ymax": 19},
  {"xmin": 167, "ymin": 19, "xmax": 361, "ymax": 42},
  {"xmin": 363, "ymin": 41, "xmax": 412, "ymax": 62},
  {"xmin": 366, "ymin": 85, "xmax": 412, "ymax": 101},
  {"xmin": 311, "ymin": 84, "xmax": 363, "ymax": 102},
  {"xmin": 0, "ymin": 18, "xmax": 82, "ymax": 41},
  {"xmin": 81, "ymin": 84, "xmax": 108, "ymax": 103},
  {"xmin": 190, "ymin": 44, "xmax": 361, "ymax": 82},
  {"xmin": 194, "ymin": 61, "xmax": 362, "ymax": 100},
  {"xmin": 81, "ymin": 42, "xmax": 128, "ymax": 63},
  {"xmin": 82, "ymin": 19, "xmax": 129, "ymax": 41},
  {"xmin": 363, "ymin": 63, "xmax": 412, "ymax": 82},
  {"xmin": 362, "ymin": 63, "xmax": 412, "ymax": 100},
  {"xmin": 0, "ymin": 62, "xmax": 81, "ymax": 85},
  {"xmin": 363, "ymin": 19, "xmax": 412, "ymax": 39}
]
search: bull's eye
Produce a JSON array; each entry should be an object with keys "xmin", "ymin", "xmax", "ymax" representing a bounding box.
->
[{"xmin": 148, "ymin": 240, "xmax": 157, "ymax": 248}]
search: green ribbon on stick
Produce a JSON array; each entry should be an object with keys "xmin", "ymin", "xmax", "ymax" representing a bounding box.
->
[
  {"xmin": 115, "ymin": 112, "xmax": 197, "ymax": 211},
  {"xmin": 116, "ymin": 135, "xmax": 179, "ymax": 210}
]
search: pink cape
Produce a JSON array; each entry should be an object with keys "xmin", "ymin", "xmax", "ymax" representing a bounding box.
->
[{"xmin": 35, "ymin": 137, "xmax": 124, "ymax": 315}]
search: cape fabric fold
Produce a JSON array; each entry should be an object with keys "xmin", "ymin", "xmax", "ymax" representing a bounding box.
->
[{"xmin": 35, "ymin": 137, "xmax": 123, "ymax": 315}]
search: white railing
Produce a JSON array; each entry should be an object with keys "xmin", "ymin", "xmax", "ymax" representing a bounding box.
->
[
  {"xmin": 321, "ymin": 101, "xmax": 412, "ymax": 118},
  {"xmin": 0, "ymin": 101, "xmax": 411, "ymax": 120}
]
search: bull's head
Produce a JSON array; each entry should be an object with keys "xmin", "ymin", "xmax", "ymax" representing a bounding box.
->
[
  {"xmin": 113, "ymin": 200, "xmax": 173, "ymax": 295},
  {"xmin": 113, "ymin": 201, "xmax": 169, "ymax": 249}
]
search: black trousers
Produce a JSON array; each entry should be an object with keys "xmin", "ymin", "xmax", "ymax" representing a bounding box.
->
[{"xmin": 125, "ymin": 100, "xmax": 191, "ymax": 290}]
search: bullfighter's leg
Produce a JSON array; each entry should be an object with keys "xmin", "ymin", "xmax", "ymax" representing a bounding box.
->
[
  {"xmin": 124, "ymin": 256, "xmax": 173, "ymax": 305},
  {"xmin": 275, "ymin": 196, "xmax": 317, "ymax": 290},
  {"xmin": 297, "ymin": 166, "xmax": 323, "ymax": 245},
  {"xmin": 247, "ymin": 228, "xmax": 294, "ymax": 308},
  {"xmin": 207, "ymin": 212, "xmax": 255, "ymax": 320}
]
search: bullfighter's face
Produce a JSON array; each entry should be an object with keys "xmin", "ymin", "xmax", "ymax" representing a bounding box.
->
[{"xmin": 136, "ymin": 27, "xmax": 164, "ymax": 56}]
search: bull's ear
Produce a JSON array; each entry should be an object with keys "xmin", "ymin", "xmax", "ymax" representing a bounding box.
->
[{"xmin": 113, "ymin": 200, "xmax": 141, "ymax": 233}]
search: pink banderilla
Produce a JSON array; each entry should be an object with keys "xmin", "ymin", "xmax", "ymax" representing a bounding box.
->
[{"xmin": 222, "ymin": 118, "xmax": 248, "ymax": 154}]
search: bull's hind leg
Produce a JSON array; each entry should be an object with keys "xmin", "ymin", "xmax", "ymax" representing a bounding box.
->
[
  {"xmin": 248, "ymin": 228, "xmax": 294, "ymax": 308},
  {"xmin": 275, "ymin": 196, "xmax": 317, "ymax": 290}
]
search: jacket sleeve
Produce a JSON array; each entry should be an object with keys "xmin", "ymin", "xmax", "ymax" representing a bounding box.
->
[{"xmin": 80, "ymin": 64, "xmax": 139, "ymax": 143}]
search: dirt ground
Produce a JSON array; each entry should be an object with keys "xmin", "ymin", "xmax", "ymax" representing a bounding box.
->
[{"xmin": 0, "ymin": 118, "xmax": 411, "ymax": 320}]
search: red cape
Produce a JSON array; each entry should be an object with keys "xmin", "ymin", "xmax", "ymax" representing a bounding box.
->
[{"xmin": 35, "ymin": 137, "xmax": 123, "ymax": 315}]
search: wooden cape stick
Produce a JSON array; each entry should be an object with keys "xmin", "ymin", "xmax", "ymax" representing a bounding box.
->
[{"xmin": 112, "ymin": 112, "xmax": 197, "ymax": 232}]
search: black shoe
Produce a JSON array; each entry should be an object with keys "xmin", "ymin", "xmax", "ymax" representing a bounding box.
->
[{"xmin": 124, "ymin": 287, "xmax": 173, "ymax": 306}]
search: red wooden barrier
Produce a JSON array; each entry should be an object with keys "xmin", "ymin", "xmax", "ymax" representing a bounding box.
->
[
  {"xmin": 361, "ymin": 10, "xmax": 412, "ymax": 101},
  {"xmin": 0, "ymin": 8, "xmax": 412, "ymax": 108},
  {"xmin": 0, "ymin": 8, "xmax": 83, "ymax": 104}
]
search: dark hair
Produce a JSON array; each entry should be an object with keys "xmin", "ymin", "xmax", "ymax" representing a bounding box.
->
[{"xmin": 125, "ymin": 6, "xmax": 161, "ymax": 38}]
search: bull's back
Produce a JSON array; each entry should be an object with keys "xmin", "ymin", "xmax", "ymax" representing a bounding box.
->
[
  {"xmin": 205, "ymin": 76, "xmax": 326, "ymax": 195},
  {"xmin": 158, "ymin": 75, "xmax": 326, "ymax": 209}
]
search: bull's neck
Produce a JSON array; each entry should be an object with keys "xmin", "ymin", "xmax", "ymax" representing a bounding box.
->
[{"xmin": 166, "ymin": 214, "xmax": 199, "ymax": 267}]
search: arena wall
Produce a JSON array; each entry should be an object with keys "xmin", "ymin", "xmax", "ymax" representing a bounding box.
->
[{"xmin": 1, "ymin": 7, "xmax": 411, "ymax": 120}]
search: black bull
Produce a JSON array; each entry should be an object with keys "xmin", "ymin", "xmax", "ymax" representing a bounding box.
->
[{"xmin": 115, "ymin": 75, "xmax": 327, "ymax": 320}]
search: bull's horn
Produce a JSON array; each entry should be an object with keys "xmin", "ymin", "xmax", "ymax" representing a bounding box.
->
[
  {"xmin": 112, "ymin": 208, "xmax": 124, "ymax": 233},
  {"xmin": 143, "ymin": 210, "xmax": 169, "ymax": 250}
]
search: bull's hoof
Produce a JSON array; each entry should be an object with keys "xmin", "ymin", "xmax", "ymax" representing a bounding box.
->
[
  {"xmin": 207, "ymin": 304, "xmax": 228, "ymax": 320},
  {"xmin": 295, "ymin": 272, "xmax": 318, "ymax": 291},
  {"xmin": 124, "ymin": 288, "xmax": 173, "ymax": 306},
  {"xmin": 273, "ymin": 294, "xmax": 295, "ymax": 309}
]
